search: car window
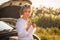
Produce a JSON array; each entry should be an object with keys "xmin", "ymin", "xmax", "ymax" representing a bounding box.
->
[{"xmin": 0, "ymin": 21, "xmax": 13, "ymax": 31}]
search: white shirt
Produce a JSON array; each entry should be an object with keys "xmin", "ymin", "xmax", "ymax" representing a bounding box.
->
[{"xmin": 16, "ymin": 18, "xmax": 36, "ymax": 40}]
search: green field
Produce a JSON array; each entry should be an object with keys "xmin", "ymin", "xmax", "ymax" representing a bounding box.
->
[
  {"xmin": 34, "ymin": 27, "xmax": 60, "ymax": 40},
  {"xmin": 29, "ymin": 7, "xmax": 60, "ymax": 40}
]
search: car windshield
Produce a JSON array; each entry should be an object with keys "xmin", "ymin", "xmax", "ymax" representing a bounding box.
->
[{"xmin": 0, "ymin": 21, "xmax": 13, "ymax": 31}]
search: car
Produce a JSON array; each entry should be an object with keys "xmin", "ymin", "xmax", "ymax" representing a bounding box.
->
[
  {"xmin": 0, "ymin": 18, "xmax": 40, "ymax": 40},
  {"xmin": 0, "ymin": 1, "xmax": 40, "ymax": 40},
  {"xmin": 0, "ymin": 18, "xmax": 17, "ymax": 40}
]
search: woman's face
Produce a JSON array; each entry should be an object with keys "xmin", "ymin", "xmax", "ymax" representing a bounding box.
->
[{"xmin": 23, "ymin": 8, "xmax": 31, "ymax": 19}]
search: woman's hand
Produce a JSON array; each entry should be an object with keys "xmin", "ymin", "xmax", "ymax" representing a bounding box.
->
[
  {"xmin": 26, "ymin": 20, "xmax": 32, "ymax": 31},
  {"xmin": 32, "ymin": 23, "xmax": 36, "ymax": 28}
]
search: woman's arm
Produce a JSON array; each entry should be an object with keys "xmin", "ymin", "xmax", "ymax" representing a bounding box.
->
[
  {"xmin": 26, "ymin": 20, "xmax": 36, "ymax": 34},
  {"xmin": 32, "ymin": 24, "xmax": 36, "ymax": 28},
  {"xmin": 16, "ymin": 20, "xmax": 28, "ymax": 38},
  {"xmin": 26, "ymin": 20, "xmax": 32, "ymax": 31}
]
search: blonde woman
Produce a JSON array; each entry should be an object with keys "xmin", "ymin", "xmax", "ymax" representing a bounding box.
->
[{"xmin": 16, "ymin": 4, "xmax": 36, "ymax": 40}]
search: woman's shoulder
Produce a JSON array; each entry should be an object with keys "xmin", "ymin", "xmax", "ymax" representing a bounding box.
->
[
  {"xmin": 17, "ymin": 18, "xmax": 21, "ymax": 21},
  {"xmin": 17, "ymin": 18, "xmax": 28, "ymax": 24},
  {"xmin": 17, "ymin": 18, "xmax": 23, "ymax": 22},
  {"xmin": 17, "ymin": 18, "xmax": 27, "ymax": 22}
]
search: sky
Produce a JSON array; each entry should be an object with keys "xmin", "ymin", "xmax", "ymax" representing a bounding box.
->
[
  {"xmin": 0, "ymin": 0, "xmax": 60, "ymax": 8},
  {"xmin": 30, "ymin": 0, "xmax": 60, "ymax": 8}
]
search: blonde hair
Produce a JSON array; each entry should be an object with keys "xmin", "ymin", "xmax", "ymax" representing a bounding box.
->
[{"xmin": 19, "ymin": 5, "xmax": 31, "ymax": 17}]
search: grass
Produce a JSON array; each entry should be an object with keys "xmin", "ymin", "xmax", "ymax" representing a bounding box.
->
[{"xmin": 34, "ymin": 27, "xmax": 60, "ymax": 40}]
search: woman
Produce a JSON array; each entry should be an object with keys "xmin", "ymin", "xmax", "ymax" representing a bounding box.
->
[{"xmin": 16, "ymin": 5, "xmax": 36, "ymax": 40}]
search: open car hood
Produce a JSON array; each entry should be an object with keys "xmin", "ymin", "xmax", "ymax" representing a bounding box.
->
[
  {"xmin": 0, "ymin": 0, "xmax": 32, "ymax": 19},
  {"xmin": 0, "ymin": 6, "xmax": 20, "ymax": 19}
]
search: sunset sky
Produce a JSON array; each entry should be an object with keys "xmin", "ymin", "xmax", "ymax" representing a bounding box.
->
[{"xmin": 0, "ymin": 0, "xmax": 60, "ymax": 8}]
